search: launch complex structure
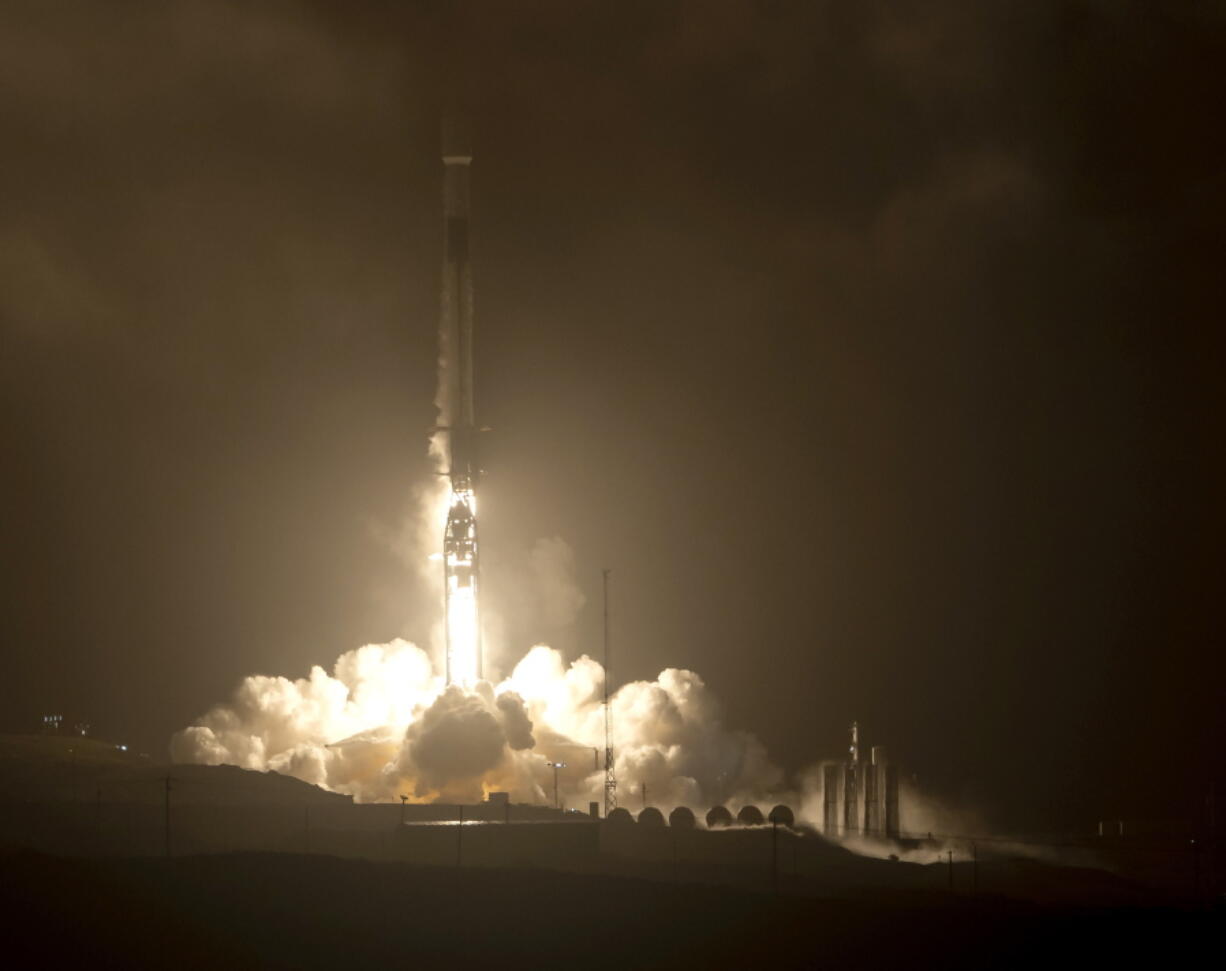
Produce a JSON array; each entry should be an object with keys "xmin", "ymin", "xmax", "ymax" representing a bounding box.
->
[
  {"xmin": 439, "ymin": 118, "xmax": 482, "ymax": 688},
  {"xmin": 824, "ymin": 722, "xmax": 900, "ymax": 839}
]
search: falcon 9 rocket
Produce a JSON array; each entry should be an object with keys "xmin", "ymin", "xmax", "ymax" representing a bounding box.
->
[{"xmin": 439, "ymin": 117, "xmax": 481, "ymax": 687}]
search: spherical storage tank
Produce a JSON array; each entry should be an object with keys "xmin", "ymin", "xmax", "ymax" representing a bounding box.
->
[
  {"xmin": 668, "ymin": 806, "xmax": 697, "ymax": 830},
  {"xmin": 607, "ymin": 807, "xmax": 634, "ymax": 825},
  {"xmin": 638, "ymin": 807, "xmax": 665, "ymax": 827},
  {"xmin": 705, "ymin": 805, "xmax": 733, "ymax": 828},
  {"xmin": 736, "ymin": 805, "xmax": 766, "ymax": 826},
  {"xmin": 768, "ymin": 804, "xmax": 795, "ymax": 827}
]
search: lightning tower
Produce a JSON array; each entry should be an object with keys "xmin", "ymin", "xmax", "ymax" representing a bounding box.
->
[
  {"xmin": 440, "ymin": 116, "xmax": 481, "ymax": 686},
  {"xmin": 603, "ymin": 568, "xmax": 617, "ymax": 815}
]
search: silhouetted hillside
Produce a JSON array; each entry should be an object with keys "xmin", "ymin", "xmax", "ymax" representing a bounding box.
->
[{"xmin": 0, "ymin": 850, "xmax": 1214, "ymax": 970}]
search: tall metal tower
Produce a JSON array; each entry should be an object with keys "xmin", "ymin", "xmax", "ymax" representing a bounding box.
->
[{"xmin": 602, "ymin": 568, "xmax": 617, "ymax": 815}]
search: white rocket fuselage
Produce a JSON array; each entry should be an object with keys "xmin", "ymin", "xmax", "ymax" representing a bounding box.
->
[{"xmin": 441, "ymin": 127, "xmax": 481, "ymax": 686}]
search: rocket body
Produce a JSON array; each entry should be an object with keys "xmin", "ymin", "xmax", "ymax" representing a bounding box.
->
[{"xmin": 440, "ymin": 121, "xmax": 481, "ymax": 686}]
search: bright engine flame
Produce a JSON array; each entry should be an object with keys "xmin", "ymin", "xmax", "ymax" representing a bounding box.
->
[{"xmin": 446, "ymin": 573, "xmax": 479, "ymax": 687}]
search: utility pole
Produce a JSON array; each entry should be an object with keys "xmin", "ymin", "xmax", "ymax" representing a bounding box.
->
[
  {"xmin": 971, "ymin": 842, "xmax": 978, "ymax": 893},
  {"xmin": 641, "ymin": 782, "xmax": 648, "ymax": 809},
  {"xmin": 164, "ymin": 774, "xmax": 172, "ymax": 860},
  {"xmin": 1192, "ymin": 838, "xmax": 1200, "ymax": 896},
  {"xmin": 400, "ymin": 794, "xmax": 408, "ymax": 826},
  {"xmin": 602, "ymin": 568, "xmax": 617, "ymax": 816},
  {"xmin": 772, "ymin": 820, "xmax": 779, "ymax": 895},
  {"xmin": 1208, "ymin": 782, "xmax": 1218, "ymax": 897},
  {"xmin": 947, "ymin": 849, "xmax": 954, "ymax": 890},
  {"xmin": 456, "ymin": 804, "xmax": 464, "ymax": 867}
]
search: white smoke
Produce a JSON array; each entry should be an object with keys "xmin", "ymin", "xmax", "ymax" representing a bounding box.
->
[{"xmin": 172, "ymin": 638, "xmax": 790, "ymax": 811}]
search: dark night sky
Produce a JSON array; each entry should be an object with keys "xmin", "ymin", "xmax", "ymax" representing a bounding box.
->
[{"xmin": 1, "ymin": 1, "xmax": 1222, "ymax": 831}]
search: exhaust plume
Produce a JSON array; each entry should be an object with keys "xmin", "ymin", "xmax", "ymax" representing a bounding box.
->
[{"xmin": 173, "ymin": 638, "xmax": 790, "ymax": 812}]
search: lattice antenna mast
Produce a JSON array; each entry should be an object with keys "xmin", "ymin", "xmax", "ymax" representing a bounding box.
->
[{"xmin": 603, "ymin": 567, "xmax": 617, "ymax": 815}]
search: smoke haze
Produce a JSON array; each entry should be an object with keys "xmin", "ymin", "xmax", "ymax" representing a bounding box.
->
[{"xmin": 2, "ymin": 1, "xmax": 1221, "ymax": 834}]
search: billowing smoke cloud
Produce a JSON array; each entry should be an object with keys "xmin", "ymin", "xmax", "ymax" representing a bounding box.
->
[
  {"xmin": 494, "ymin": 690, "xmax": 535, "ymax": 751},
  {"xmin": 403, "ymin": 685, "xmax": 512, "ymax": 799},
  {"xmin": 172, "ymin": 638, "xmax": 791, "ymax": 812}
]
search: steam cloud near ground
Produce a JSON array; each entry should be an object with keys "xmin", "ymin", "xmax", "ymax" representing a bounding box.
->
[{"xmin": 172, "ymin": 639, "xmax": 786, "ymax": 812}]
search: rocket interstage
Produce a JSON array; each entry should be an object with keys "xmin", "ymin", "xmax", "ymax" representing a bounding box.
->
[{"xmin": 440, "ymin": 118, "xmax": 482, "ymax": 687}]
